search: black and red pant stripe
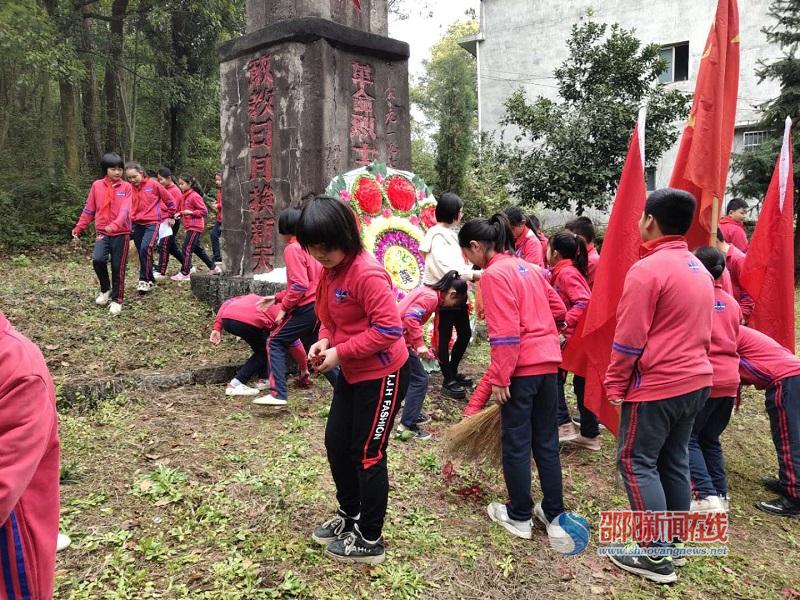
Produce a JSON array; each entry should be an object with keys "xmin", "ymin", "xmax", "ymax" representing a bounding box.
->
[
  {"xmin": 766, "ymin": 375, "xmax": 800, "ymax": 500},
  {"xmin": 324, "ymin": 359, "xmax": 410, "ymax": 541}
]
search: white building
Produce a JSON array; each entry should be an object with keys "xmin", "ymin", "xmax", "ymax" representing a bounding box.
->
[{"xmin": 460, "ymin": 0, "xmax": 782, "ymax": 220}]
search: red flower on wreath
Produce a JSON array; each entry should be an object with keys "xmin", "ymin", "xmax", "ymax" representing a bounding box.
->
[
  {"xmin": 420, "ymin": 204, "xmax": 437, "ymax": 229},
  {"xmin": 354, "ymin": 176, "xmax": 383, "ymax": 215},
  {"xmin": 387, "ymin": 177, "xmax": 416, "ymax": 212}
]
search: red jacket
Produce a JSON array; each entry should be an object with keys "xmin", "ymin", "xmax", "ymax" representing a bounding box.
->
[
  {"xmin": 536, "ymin": 231, "xmax": 548, "ymax": 261},
  {"xmin": 180, "ymin": 189, "xmax": 207, "ymax": 232},
  {"xmin": 215, "ymin": 190, "xmax": 223, "ymax": 224},
  {"xmin": 514, "ymin": 226, "xmax": 544, "ymax": 268},
  {"xmin": 163, "ymin": 182, "xmax": 182, "ymax": 215},
  {"xmin": 605, "ymin": 237, "xmax": 714, "ymax": 402},
  {"xmin": 318, "ymin": 252, "xmax": 409, "ymax": 384},
  {"xmin": 398, "ymin": 286, "xmax": 441, "ymax": 350},
  {"xmin": 719, "ymin": 216, "xmax": 749, "ymax": 253},
  {"xmin": 738, "ymin": 326, "xmax": 800, "ymax": 389},
  {"xmin": 709, "ymin": 284, "xmax": 742, "ymax": 398},
  {"xmin": 281, "ymin": 239, "xmax": 322, "ymax": 312},
  {"xmin": 587, "ymin": 244, "xmax": 600, "ymax": 288},
  {"xmin": 213, "ymin": 295, "xmax": 279, "ymax": 332},
  {"xmin": 0, "ymin": 313, "xmax": 60, "ymax": 600},
  {"xmin": 481, "ymin": 253, "xmax": 565, "ymax": 387},
  {"xmin": 725, "ymin": 245, "xmax": 754, "ymax": 322},
  {"xmin": 549, "ymin": 260, "xmax": 590, "ymax": 338},
  {"xmin": 131, "ymin": 178, "xmax": 176, "ymax": 225},
  {"xmin": 72, "ymin": 177, "xmax": 133, "ymax": 236}
]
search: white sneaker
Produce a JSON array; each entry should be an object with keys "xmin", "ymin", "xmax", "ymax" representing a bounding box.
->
[
  {"xmin": 210, "ymin": 266, "xmax": 222, "ymax": 275},
  {"xmin": 720, "ymin": 495, "xmax": 730, "ymax": 512},
  {"xmin": 153, "ymin": 271, "xmax": 166, "ymax": 281},
  {"xmin": 171, "ymin": 273, "xmax": 191, "ymax": 282},
  {"xmin": 690, "ymin": 496, "xmax": 726, "ymax": 513},
  {"xmin": 534, "ymin": 503, "xmax": 574, "ymax": 554},
  {"xmin": 252, "ymin": 394, "xmax": 288, "ymax": 406},
  {"xmin": 487, "ymin": 502, "xmax": 532, "ymax": 539},
  {"xmin": 225, "ymin": 384, "xmax": 260, "ymax": 397},
  {"xmin": 109, "ymin": 302, "xmax": 122, "ymax": 315},
  {"xmin": 95, "ymin": 291, "xmax": 112, "ymax": 305},
  {"xmin": 254, "ymin": 379, "xmax": 270, "ymax": 391},
  {"xmin": 137, "ymin": 281, "xmax": 149, "ymax": 292},
  {"xmin": 56, "ymin": 533, "xmax": 71, "ymax": 552},
  {"xmin": 147, "ymin": 281, "xmax": 155, "ymax": 290},
  {"xmin": 190, "ymin": 267, "xmax": 197, "ymax": 274}
]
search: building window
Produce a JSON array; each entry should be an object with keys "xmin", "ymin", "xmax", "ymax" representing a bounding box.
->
[
  {"xmin": 658, "ymin": 43, "xmax": 689, "ymax": 83},
  {"xmin": 645, "ymin": 167, "xmax": 657, "ymax": 192},
  {"xmin": 743, "ymin": 130, "xmax": 768, "ymax": 151}
]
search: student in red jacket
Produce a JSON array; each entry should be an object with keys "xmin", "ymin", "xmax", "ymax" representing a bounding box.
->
[
  {"xmin": 298, "ymin": 197, "xmax": 409, "ymax": 565},
  {"xmin": 566, "ymin": 216, "xmax": 600, "ymax": 288},
  {"xmin": 530, "ymin": 214, "xmax": 549, "ymax": 260},
  {"xmin": 72, "ymin": 152, "xmax": 133, "ymax": 315},
  {"xmin": 155, "ymin": 167, "xmax": 185, "ymax": 280},
  {"xmin": 688, "ymin": 247, "xmax": 741, "ymax": 515},
  {"xmin": 547, "ymin": 231, "xmax": 599, "ymax": 449},
  {"xmin": 715, "ymin": 229, "xmax": 755, "ymax": 322},
  {"xmin": 252, "ymin": 208, "xmax": 323, "ymax": 406},
  {"xmin": 397, "ymin": 271, "xmax": 469, "ymax": 441},
  {"xmin": 0, "ymin": 311, "xmax": 60, "ymax": 600},
  {"xmin": 718, "ymin": 198, "xmax": 749, "ymax": 253},
  {"xmin": 604, "ymin": 188, "xmax": 714, "ymax": 584},
  {"xmin": 458, "ymin": 213, "xmax": 572, "ymax": 551},
  {"xmin": 210, "ymin": 172, "xmax": 223, "ymax": 264},
  {"xmin": 125, "ymin": 161, "xmax": 177, "ymax": 292},
  {"xmin": 171, "ymin": 175, "xmax": 221, "ymax": 281},
  {"xmin": 504, "ymin": 206, "xmax": 545, "ymax": 267},
  {"xmin": 737, "ymin": 326, "xmax": 800, "ymax": 517},
  {"xmin": 210, "ymin": 295, "xmax": 309, "ymax": 397}
]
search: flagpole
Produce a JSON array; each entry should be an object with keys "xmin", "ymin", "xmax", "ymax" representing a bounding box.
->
[{"xmin": 709, "ymin": 194, "xmax": 720, "ymax": 246}]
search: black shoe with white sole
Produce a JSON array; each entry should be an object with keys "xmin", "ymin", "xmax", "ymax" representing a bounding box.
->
[
  {"xmin": 325, "ymin": 527, "xmax": 385, "ymax": 565},
  {"xmin": 442, "ymin": 380, "xmax": 466, "ymax": 399},
  {"xmin": 608, "ymin": 547, "xmax": 677, "ymax": 584},
  {"xmin": 755, "ymin": 496, "xmax": 800, "ymax": 518},
  {"xmin": 312, "ymin": 510, "xmax": 357, "ymax": 545},
  {"xmin": 454, "ymin": 373, "xmax": 474, "ymax": 387},
  {"xmin": 415, "ymin": 412, "xmax": 431, "ymax": 425},
  {"xmin": 762, "ymin": 477, "xmax": 787, "ymax": 496}
]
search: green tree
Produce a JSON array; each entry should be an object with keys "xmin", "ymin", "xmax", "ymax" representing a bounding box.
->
[
  {"xmin": 730, "ymin": 0, "xmax": 800, "ymax": 203},
  {"xmin": 501, "ymin": 14, "xmax": 690, "ymax": 214},
  {"xmin": 413, "ymin": 19, "xmax": 478, "ymax": 196}
]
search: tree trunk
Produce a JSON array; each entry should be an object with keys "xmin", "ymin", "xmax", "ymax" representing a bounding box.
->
[
  {"xmin": 104, "ymin": 0, "xmax": 129, "ymax": 154},
  {"xmin": 41, "ymin": 73, "xmax": 55, "ymax": 178},
  {"xmin": 80, "ymin": 5, "xmax": 103, "ymax": 166},
  {"xmin": 59, "ymin": 80, "xmax": 81, "ymax": 179}
]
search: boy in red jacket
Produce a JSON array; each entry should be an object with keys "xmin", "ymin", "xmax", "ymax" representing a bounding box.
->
[
  {"xmin": 715, "ymin": 229, "xmax": 754, "ymax": 322},
  {"xmin": 718, "ymin": 198, "xmax": 749, "ymax": 253},
  {"xmin": 0, "ymin": 312, "xmax": 60, "ymax": 600},
  {"xmin": 604, "ymin": 188, "xmax": 714, "ymax": 584},
  {"xmin": 72, "ymin": 152, "xmax": 133, "ymax": 315},
  {"xmin": 737, "ymin": 326, "xmax": 800, "ymax": 517},
  {"xmin": 125, "ymin": 162, "xmax": 177, "ymax": 292}
]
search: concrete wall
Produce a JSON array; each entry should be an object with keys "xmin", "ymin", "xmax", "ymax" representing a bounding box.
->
[{"xmin": 476, "ymin": 0, "xmax": 782, "ymax": 224}]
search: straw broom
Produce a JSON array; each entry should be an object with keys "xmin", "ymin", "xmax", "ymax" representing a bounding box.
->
[{"xmin": 443, "ymin": 404, "xmax": 503, "ymax": 468}]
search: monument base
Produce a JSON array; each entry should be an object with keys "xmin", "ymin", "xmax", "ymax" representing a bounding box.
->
[{"xmin": 190, "ymin": 273, "xmax": 286, "ymax": 312}]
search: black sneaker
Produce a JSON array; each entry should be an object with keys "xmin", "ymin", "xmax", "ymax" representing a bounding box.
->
[
  {"xmin": 311, "ymin": 510, "xmax": 357, "ymax": 545},
  {"xmin": 755, "ymin": 496, "xmax": 800, "ymax": 518},
  {"xmin": 442, "ymin": 380, "xmax": 466, "ymax": 399},
  {"xmin": 454, "ymin": 373, "xmax": 474, "ymax": 387},
  {"xmin": 415, "ymin": 412, "xmax": 431, "ymax": 425},
  {"xmin": 608, "ymin": 545, "xmax": 677, "ymax": 584},
  {"xmin": 397, "ymin": 423, "xmax": 432, "ymax": 441},
  {"xmin": 325, "ymin": 527, "xmax": 385, "ymax": 565},
  {"xmin": 762, "ymin": 477, "xmax": 787, "ymax": 496}
]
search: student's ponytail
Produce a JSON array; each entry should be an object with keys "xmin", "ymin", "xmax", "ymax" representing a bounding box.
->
[
  {"xmin": 459, "ymin": 214, "xmax": 514, "ymax": 254},
  {"xmin": 429, "ymin": 270, "xmax": 469, "ymax": 303},
  {"xmin": 551, "ymin": 231, "xmax": 589, "ymax": 278},
  {"xmin": 694, "ymin": 246, "xmax": 726, "ymax": 281},
  {"xmin": 489, "ymin": 212, "xmax": 515, "ymax": 254}
]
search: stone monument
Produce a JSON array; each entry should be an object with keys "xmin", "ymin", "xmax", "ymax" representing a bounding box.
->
[{"xmin": 193, "ymin": 0, "xmax": 411, "ymax": 308}]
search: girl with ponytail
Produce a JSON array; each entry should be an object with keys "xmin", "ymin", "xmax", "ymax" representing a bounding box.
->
[
  {"xmin": 688, "ymin": 246, "xmax": 741, "ymax": 513},
  {"xmin": 171, "ymin": 174, "xmax": 220, "ymax": 281},
  {"xmin": 458, "ymin": 213, "xmax": 573, "ymax": 549},
  {"xmin": 504, "ymin": 206, "xmax": 545, "ymax": 267},
  {"xmin": 396, "ymin": 271, "xmax": 469, "ymax": 440},
  {"xmin": 547, "ymin": 231, "xmax": 598, "ymax": 449}
]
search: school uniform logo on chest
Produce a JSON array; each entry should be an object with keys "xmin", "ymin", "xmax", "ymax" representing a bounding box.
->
[
  {"xmin": 334, "ymin": 288, "xmax": 349, "ymax": 303},
  {"xmin": 144, "ymin": 187, "xmax": 154, "ymax": 193},
  {"xmin": 516, "ymin": 264, "xmax": 529, "ymax": 276},
  {"xmin": 688, "ymin": 259, "xmax": 702, "ymax": 272},
  {"xmin": 116, "ymin": 191, "xmax": 127, "ymax": 197},
  {"xmin": 714, "ymin": 300, "xmax": 727, "ymax": 312}
]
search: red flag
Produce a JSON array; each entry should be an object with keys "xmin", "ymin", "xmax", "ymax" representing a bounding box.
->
[
  {"xmin": 669, "ymin": 0, "xmax": 740, "ymax": 249},
  {"xmin": 562, "ymin": 109, "xmax": 648, "ymax": 437},
  {"xmin": 740, "ymin": 118, "xmax": 795, "ymax": 350}
]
